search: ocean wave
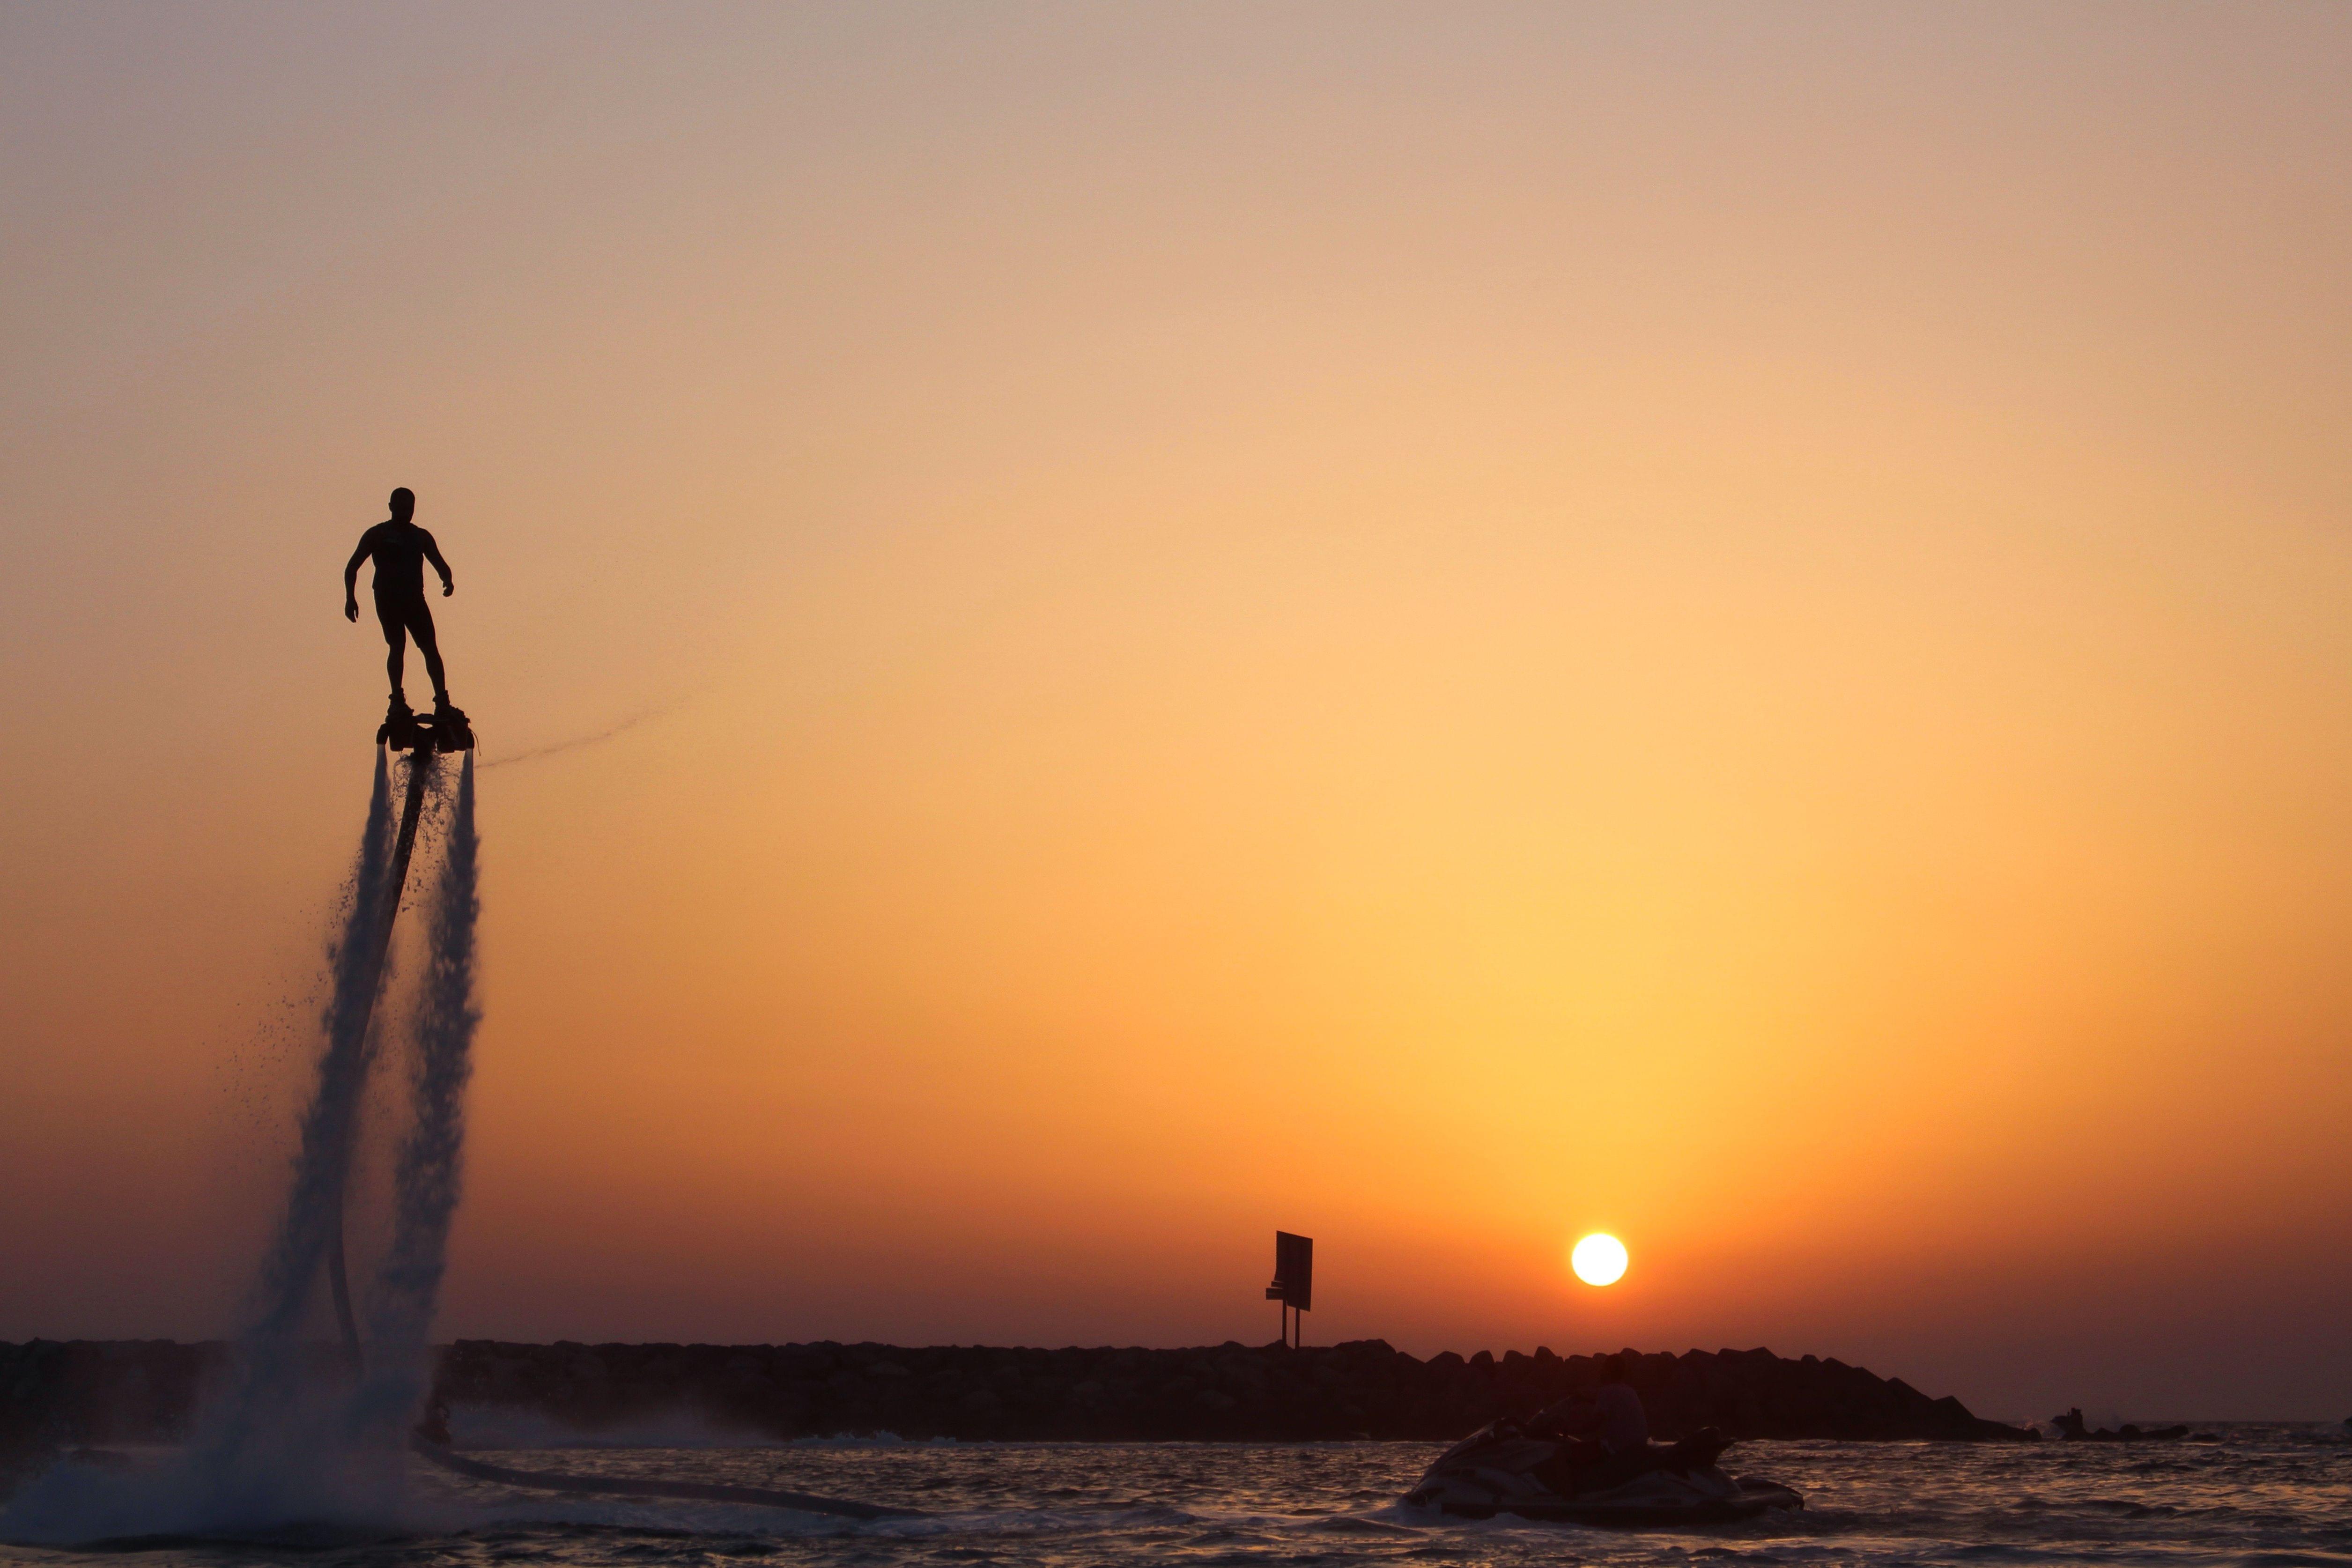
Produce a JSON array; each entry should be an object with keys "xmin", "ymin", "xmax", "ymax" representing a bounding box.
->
[{"xmin": 6, "ymin": 1432, "xmax": 2348, "ymax": 1568}]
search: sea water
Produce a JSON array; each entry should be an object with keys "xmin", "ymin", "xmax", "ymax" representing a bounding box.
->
[{"xmin": 6, "ymin": 1426, "xmax": 2345, "ymax": 1568}]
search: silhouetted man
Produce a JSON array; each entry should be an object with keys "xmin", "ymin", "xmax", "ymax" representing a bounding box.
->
[
  {"xmin": 1531, "ymin": 1354, "xmax": 1651, "ymax": 1484},
  {"xmin": 1591, "ymin": 1355, "xmax": 1648, "ymax": 1455},
  {"xmin": 344, "ymin": 487, "xmax": 456, "ymax": 721}
]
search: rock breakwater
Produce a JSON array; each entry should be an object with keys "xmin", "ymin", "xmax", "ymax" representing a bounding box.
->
[{"xmin": 2, "ymin": 1338, "xmax": 2034, "ymax": 1451}]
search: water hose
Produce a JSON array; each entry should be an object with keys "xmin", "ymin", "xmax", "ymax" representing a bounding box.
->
[{"xmin": 407, "ymin": 1436, "xmax": 919, "ymax": 1520}]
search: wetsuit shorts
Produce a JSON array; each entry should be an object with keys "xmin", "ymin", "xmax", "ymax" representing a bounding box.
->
[{"xmin": 375, "ymin": 589, "xmax": 436, "ymax": 647}]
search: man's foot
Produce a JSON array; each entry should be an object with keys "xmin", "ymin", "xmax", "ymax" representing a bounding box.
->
[
  {"xmin": 428, "ymin": 695, "xmax": 476, "ymax": 753},
  {"xmin": 378, "ymin": 694, "xmax": 423, "ymax": 747}
]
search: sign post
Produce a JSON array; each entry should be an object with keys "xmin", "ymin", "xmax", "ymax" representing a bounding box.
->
[{"xmin": 1264, "ymin": 1231, "xmax": 1313, "ymax": 1348}]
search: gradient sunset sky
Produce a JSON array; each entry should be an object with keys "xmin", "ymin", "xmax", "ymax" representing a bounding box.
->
[{"xmin": 4, "ymin": 3, "xmax": 2350, "ymax": 1421}]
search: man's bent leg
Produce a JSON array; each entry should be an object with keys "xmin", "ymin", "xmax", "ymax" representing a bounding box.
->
[{"xmin": 406, "ymin": 601, "xmax": 449, "ymax": 704}]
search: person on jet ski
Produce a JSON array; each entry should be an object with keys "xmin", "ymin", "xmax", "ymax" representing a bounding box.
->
[
  {"xmin": 1592, "ymin": 1355, "xmax": 1649, "ymax": 1453},
  {"xmin": 344, "ymin": 486, "xmax": 460, "ymax": 728},
  {"xmin": 1535, "ymin": 1355, "xmax": 1647, "ymax": 1447},
  {"xmin": 1531, "ymin": 1355, "xmax": 1650, "ymax": 1485}
]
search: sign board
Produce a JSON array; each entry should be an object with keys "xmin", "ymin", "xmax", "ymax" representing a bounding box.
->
[{"xmin": 1265, "ymin": 1230, "xmax": 1313, "ymax": 1312}]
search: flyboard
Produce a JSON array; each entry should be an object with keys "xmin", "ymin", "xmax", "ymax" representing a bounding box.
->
[{"xmin": 331, "ymin": 703, "xmax": 911, "ymax": 1521}]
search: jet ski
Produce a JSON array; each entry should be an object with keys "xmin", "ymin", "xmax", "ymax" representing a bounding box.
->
[{"xmin": 1403, "ymin": 1417, "xmax": 1803, "ymax": 1526}]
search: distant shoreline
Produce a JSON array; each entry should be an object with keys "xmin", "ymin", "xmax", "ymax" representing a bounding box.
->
[{"xmin": 0, "ymin": 1338, "xmax": 2035, "ymax": 1449}]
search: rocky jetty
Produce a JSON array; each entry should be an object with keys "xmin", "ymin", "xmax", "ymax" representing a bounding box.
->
[
  {"xmin": 1, "ymin": 1338, "xmax": 2034, "ymax": 1449},
  {"xmin": 0, "ymin": 1339, "xmax": 218, "ymax": 1488}
]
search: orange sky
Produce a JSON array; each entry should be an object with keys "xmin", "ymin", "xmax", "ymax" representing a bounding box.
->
[{"xmin": 3, "ymin": 4, "xmax": 2350, "ymax": 1420}]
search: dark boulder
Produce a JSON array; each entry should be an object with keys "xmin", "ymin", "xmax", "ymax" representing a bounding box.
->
[{"xmin": 2051, "ymin": 1407, "xmax": 2189, "ymax": 1442}]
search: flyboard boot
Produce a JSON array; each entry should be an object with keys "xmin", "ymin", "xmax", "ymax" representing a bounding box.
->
[
  {"xmin": 377, "ymin": 694, "xmax": 432, "ymax": 752},
  {"xmin": 429, "ymin": 695, "xmax": 476, "ymax": 752}
]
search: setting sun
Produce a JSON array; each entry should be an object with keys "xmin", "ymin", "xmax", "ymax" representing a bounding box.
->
[{"xmin": 1570, "ymin": 1234, "xmax": 1629, "ymax": 1288}]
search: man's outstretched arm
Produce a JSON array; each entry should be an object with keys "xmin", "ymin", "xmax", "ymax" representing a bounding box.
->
[
  {"xmin": 423, "ymin": 532, "xmax": 455, "ymax": 596},
  {"xmin": 343, "ymin": 535, "xmax": 372, "ymax": 622}
]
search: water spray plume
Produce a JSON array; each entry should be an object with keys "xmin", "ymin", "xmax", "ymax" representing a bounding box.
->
[
  {"xmin": 0, "ymin": 741, "xmax": 893, "ymax": 1542},
  {"xmin": 354, "ymin": 753, "xmax": 479, "ymax": 1447},
  {"xmin": 0, "ymin": 749, "xmax": 469, "ymax": 1541}
]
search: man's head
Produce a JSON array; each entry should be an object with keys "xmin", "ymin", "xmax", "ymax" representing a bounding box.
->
[
  {"xmin": 389, "ymin": 487, "xmax": 415, "ymax": 522},
  {"xmin": 1602, "ymin": 1354, "xmax": 1628, "ymax": 1383}
]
